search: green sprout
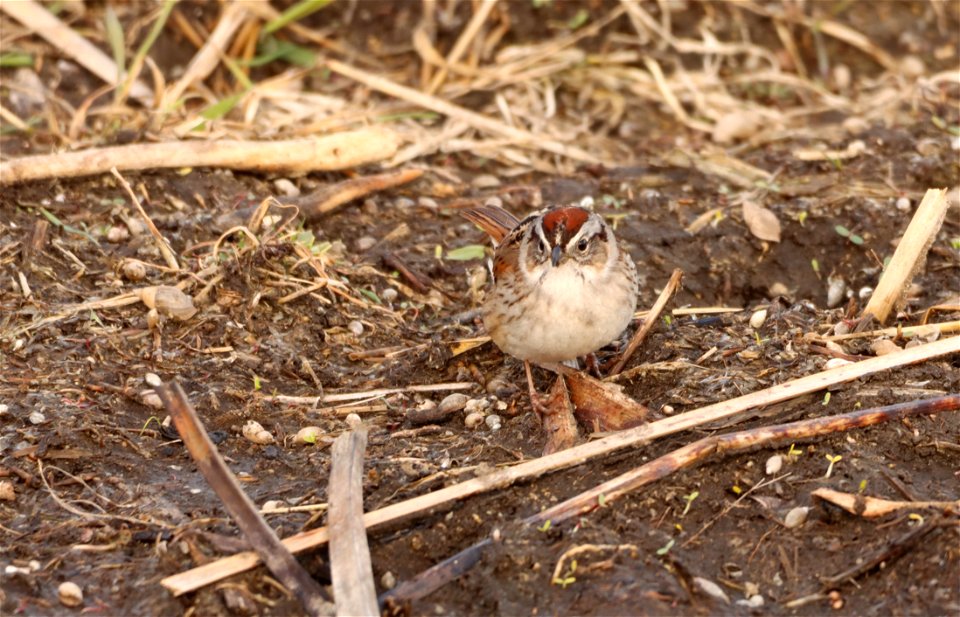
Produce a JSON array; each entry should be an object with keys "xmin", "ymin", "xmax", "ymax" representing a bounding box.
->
[
  {"xmin": 253, "ymin": 375, "xmax": 262, "ymax": 391},
  {"xmin": 681, "ymin": 490, "xmax": 699, "ymax": 516},
  {"xmin": 656, "ymin": 539, "xmax": 675, "ymax": 556},
  {"xmin": 822, "ymin": 392, "xmax": 831, "ymax": 406},
  {"xmin": 787, "ymin": 443, "xmax": 802, "ymax": 459},
  {"xmin": 834, "ymin": 224, "xmax": 864, "ymax": 245},
  {"xmin": 538, "ymin": 520, "xmax": 552, "ymax": 532},
  {"xmin": 552, "ymin": 559, "xmax": 577, "ymax": 588},
  {"xmin": 824, "ymin": 453, "xmax": 842, "ymax": 478},
  {"xmin": 796, "ymin": 211, "xmax": 808, "ymax": 226}
]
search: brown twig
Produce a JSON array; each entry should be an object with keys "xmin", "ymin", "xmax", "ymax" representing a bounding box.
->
[
  {"xmin": 811, "ymin": 488, "xmax": 960, "ymax": 518},
  {"xmin": 0, "ymin": 128, "xmax": 400, "ymax": 184},
  {"xmin": 384, "ymin": 394, "xmax": 960, "ymax": 603},
  {"xmin": 160, "ymin": 335, "xmax": 960, "ymax": 595},
  {"xmin": 820, "ymin": 520, "xmax": 947, "ymax": 589},
  {"xmin": 328, "ymin": 428, "xmax": 378, "ymax": 617},
  {"xmin": 381, "ymin": 251, "xmax": 432, "ymax": 294},
  {"xmin": 610, "ymin": 268, "xmax": 683, "ymax": 375},
  {"xmin": 155, "ymin": 381, "xmax": 331, "ymax": 616}
]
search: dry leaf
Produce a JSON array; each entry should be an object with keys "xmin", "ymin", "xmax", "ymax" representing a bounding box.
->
[{"xmin": 741, "ymin": 200, "xmax": 781, "ymax": 242}]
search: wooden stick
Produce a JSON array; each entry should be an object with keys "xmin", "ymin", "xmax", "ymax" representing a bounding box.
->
[
  {"xmin": 610, "ymin": 268, "xmax": 683, "ymax": 375},
  {"xmin": 160, "ymin": 335, "xmax": 960, "ymax": 595},
  {"xmin": 818, "ymin": 319, "xmax": 960, "ymax": 342},
  {"xmin": 328, "ymin": 429, "xmax": 378, "ymax": 617},
  {"xmin": 266, "ymin": 382, "xmax": 475, "ymax": 406},
  {"xmin": 383, "ymin": 394, "xmax": 960, "ymax": 603},
  {"xmin": 811, "ymin": 487, "xmax": 960, "ymax": 518},
  {"xmin": 155, "ymin": 381, "xmax": 331, "ymax": 616},
  {"xmin": 0, "ymin": 128, "xmax": 399, "ymax": 185},
  {"xmin": 0, "ymin": 0, "xmax": 154, "ymax": 105},
  {"xmin": 326, "ymin": 59, "xmax": 602, "ymax": 165},
  {"xmin": 863, "ymin": 188, "xmax": 949, "ymax": 323}
]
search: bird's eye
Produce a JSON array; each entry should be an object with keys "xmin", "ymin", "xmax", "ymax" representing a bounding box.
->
[
  {"xmin": 538, "ymin": 240, "xmax": 546, "ymax": 253},
  {"xmin": 577, "ymin": 238, "xmax": 589, "ymax": 252}
]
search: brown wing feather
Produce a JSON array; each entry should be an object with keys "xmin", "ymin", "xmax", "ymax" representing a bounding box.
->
[{"xmin": 459, "ymin": 204, "xmax": 522, "ymax": 244}]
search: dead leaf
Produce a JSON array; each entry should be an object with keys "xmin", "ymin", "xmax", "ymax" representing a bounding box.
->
[
  {"xmin": 540, "ymin": 376, "xmax": 578, "ymax": 455},
  {"xmin": 563, "ymin": 370, "xmax": 650, "ymax": 431},
  {"xmin": 741, "ymin": 200, "xmax": 781, "ymax": 242}
]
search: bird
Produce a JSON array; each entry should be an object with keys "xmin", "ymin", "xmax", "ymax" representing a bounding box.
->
[{"xmin": 460, "ymin": 200, "xmax": 639, "ymax": 413}]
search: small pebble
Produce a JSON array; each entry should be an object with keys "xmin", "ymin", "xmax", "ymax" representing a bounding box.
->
[
  {"xmin": 783, "ymin": 506, "xmax": 809, "ymax": 528},
  {"xmin": 438, "ymin": 393, "xmax": 469, "ymax": 414},
  {"xmin": 464, "ymin": 411, "xmax": 485, "ymax": 429},
  {"xmin": 738, "ymin": 594, "xmax": 764, "ymax": 608},
  {"xmin": 139, "ymin": 390, "xmax": 164, "ymax": 409},
  {"xmin": 858, "ymin": 286, "xmax": 873, "ymax": 300},
  {"xmin": 394, "ymin": 197, "xmax": 416, "ymax": 209},
  {"xmin": 824, "ymin": 341, "xmax": 846, "ymax": 355},
  {"xmin": 0, "ymin": 480, "xmax": 15, "ymax": 501},
  {"xmin": 825, "ymin": 358, "xmax": 852, "ymax": 369},
  {"xmin": 471, "ymin": 174, "xmax": 501, "ymax": 188},
  {"xmin": 242, "ymin": 420, "xmax": 274, "ymax": 444},
  {"xmin": 28, "ymin": 410, "xmax": 45, "ymax": 424},
  {"xmin": 831, "ymin": 64, "xmax": 851, "ymax": 90},
  {"xmin": 348, "ymin": 320, "xmax": 364, "ymax": 336},
  {"xmin": 765, "ymin": 455, "xmax": 783, "ymax": 475},
  {"xmin": 464, "ymin": 398, "xmax": 490, "ymax": 414},
  {"xmin": 0, "ymin": 403, "xmax": 8, "ymax": 416},
  {"xmin": 274, "ymin": 178, "xmax": 300, "ymax": 198},
  {"xmin": 294, "ymin": 426, "xmax": 322, "ymax": 445},
  {"xmin": 381, "ymin": 571, "xmax": 397, "ymax": 590},
  {"xmin": 382, "ymin": 288, "xmax": 398, "ymax": 302},
  {"xmin": 418, "ymin": 197, "xmax": 438, "ymax": 209},
  {"xmin": 355, "ymin": 236, "xmax": 377, "ymax": 251},
  {"xmin": 833, "ymin": 321, "xmax": 851, "ymax": 336},
  {"xmin": 262, "ymin": 500, "xmax": 285, "ymax": 511},
  {"xmin": 693, "ymin": 577, "xmax": 730, "ymax": 604},
  {"xmin": 345, "ymin": 413, "xmax": 363, "ymax": 429},
  {"xmin": 749, "ymin": 309, "xmax": 767, "ymax": 329},
  {"xmin": 145, "ymin": 373, "xmax": 162, "ymax": 387},
  {"xmin": 121, "ymin": 259, "xmax": 147, "ymax": 281},
  {"xmin": 661, "ymin": 404, "xmax": 674, "ymax": 415},
  {"xmin": 896, "ymin": 196, "xmax": 911, "ymax": 212},
  {"xmin": 826, "ymin": 275, "xmax": 846, "ymax": 309},
  {"xmin": 106, "ymin": 225, "xmax": 130, "ymax": 243},
  {"xmin": 485, "ymin": 414, "xmax": 502, "ymax": 431},
  {"xmin": 871, "ymin": 339, "xmax": 901, "ymax": 356},
  {"xmin": 899, "ymin": 54, "xmax": 925, "ymax": 77},
  {"xmin": 58, "ymin": 581, "xmax": 83, "ymax": 607}
]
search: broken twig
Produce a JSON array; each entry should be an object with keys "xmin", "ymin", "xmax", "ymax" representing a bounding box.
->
[
  {"xmin": 155, "ymin": 381, "xmax": 331, "ymax": 616},
  {"xmin": 328, "ymin": 428, "xmax": 378, "ymax": 617}
]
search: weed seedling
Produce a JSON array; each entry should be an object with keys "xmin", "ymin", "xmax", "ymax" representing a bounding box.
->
[
  {"xmin": 824, "ymin": 454, "xmax": 842, "ymax": 478},
  {"xmin": 681, "ymin": 490, "xmax": 699, "ymax": 516}
]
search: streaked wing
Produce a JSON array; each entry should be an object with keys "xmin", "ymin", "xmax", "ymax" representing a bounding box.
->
[{"xmin": 459, "ymin": 203, "xmax": 522, "ymax": 244}]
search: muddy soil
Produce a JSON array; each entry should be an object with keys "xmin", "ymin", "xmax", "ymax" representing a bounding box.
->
[{"xmin": 2, "ymin": 1, "xmax": 959, "ymax": 616}]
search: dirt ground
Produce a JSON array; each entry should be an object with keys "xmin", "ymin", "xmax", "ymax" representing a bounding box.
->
[{"xmin": 1, "ymin": 1, "xmax": 959, "ymax": 616}]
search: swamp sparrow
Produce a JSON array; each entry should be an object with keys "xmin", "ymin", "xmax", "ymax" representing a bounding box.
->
[{"xmin": 461, "ymin": 202, "xmax": 639, "ymax": 407}]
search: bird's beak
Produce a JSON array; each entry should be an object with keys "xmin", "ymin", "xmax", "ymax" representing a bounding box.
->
[{"xmin": 550, "ymin": 245, "xmax": 562, "ymax": 267}]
